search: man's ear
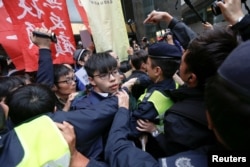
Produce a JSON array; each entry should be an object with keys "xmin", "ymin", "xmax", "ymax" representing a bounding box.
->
[
  {"xmin": 186, "ymin": 73, "xmax": 197, "ymax": 87},
  {"xmin": 206, "ymin": 110, "xmax": 214, "ymax": 130},
  {"xmin": 78, "ymin": 60, "xmax": 85, "ymax": 66},
  {"xmin": 140, "ymin": 62, "xmax": 147, "ymax": 72},
  {"xmin": 155, "ymin": 66, "xmax": 162, "ymax": 76},
  {"xmin": 51, "ymin": 84, "xmax": 58, "ymax": 92},
  {"xmin": 88, "ymin": 77, "xmax": 96, "ymax": 86}
]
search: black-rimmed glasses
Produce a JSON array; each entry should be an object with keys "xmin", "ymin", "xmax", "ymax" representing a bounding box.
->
[
  {"xmin": 93, "ymin": 69, "xmax": 119, "ymax": 80},
  {"xmin": 56, "ymin": 76, "xmax": 76, "ymax": 84}
]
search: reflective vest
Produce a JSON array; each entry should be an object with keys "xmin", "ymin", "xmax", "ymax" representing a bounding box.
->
[
  {"xmin": 15, "ymin": 115, "xmax": 70, "ymax": 167},
  {"xmin": 138, "ymin": 89, "xmax": 173, "ymax": 131}
]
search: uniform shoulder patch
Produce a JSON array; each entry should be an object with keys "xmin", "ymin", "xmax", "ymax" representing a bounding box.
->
[{"xmin": 175, "ymin": 157, "xmax": 194, "ymax": 167}]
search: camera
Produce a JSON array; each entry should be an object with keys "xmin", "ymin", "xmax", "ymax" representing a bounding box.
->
[
  {"xmin": 211, "ymin": 0, "xmax": 247, "ymax": 16},
  {"xmin": 32, "ymin": 31, "xmax": 57, "ymax": 43}
]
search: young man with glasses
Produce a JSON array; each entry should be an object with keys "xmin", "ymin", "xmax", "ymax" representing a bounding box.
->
[
  {"xmin": 52, "ymin": 64, "xmax": 78, "ymax": 112},
  {"xmin": 70, "ymin": 51, "xmax": 122, "ymax": 161},
  {"xmin": 30, "ymin": 28, "xmax": 78, "ymax": 112}
]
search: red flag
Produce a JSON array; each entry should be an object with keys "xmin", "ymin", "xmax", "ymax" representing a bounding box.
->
[
  {"xmin": 3, "ymin": 0, "xmax": 75, "ymax": 72},
  {"xmin": 73, "ymin": 0, "xmax": 91, "ymax": 33},
  {"xmin": 0, "ymin": 3, "xmax": 24, "ymax": 70}
]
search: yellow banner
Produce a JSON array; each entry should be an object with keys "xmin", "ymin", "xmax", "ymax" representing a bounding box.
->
[{"xmin": 80, "ymin": 0, "xmax": 130, "ymax": 61}]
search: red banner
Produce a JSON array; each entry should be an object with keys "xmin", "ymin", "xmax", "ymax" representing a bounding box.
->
[
  {"xmin": 3, "ymin": 0, "xmax": 75, "ymax": 72},
  {"xmin": 0, "ymin": 2, "xmax": 24, "ymax": 70}
]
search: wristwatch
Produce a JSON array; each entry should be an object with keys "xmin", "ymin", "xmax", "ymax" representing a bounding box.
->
[{"xmin": 151, "ymin": 129, "xmax": 160, "ymax": 137}]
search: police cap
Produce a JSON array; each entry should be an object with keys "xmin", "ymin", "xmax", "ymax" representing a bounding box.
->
[{"xmin": 148, "ymin": 42, "xmax": 182, "ymax": 59}]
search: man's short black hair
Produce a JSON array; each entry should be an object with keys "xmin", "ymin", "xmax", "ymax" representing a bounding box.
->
[
  {"xmin": 84, "ymin": 52, "xmax": 117, "ymax": 77},
  {"xmin": 6, "ymin": 84, "xmax": 56, "ymax": 126}
]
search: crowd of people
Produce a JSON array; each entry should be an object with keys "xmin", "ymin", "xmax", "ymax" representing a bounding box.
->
[{"xmin": 0, "ymin": 0, "xmax": 250, "ymax": 166}]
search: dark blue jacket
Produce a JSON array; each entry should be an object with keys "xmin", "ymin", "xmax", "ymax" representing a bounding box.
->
[
  {"xmin": 125, "ymin": 70, "xmax": 153, "ymax": 100},
  {"xmin": 130, "ymin": 78, "xmax": 176, "ymax": 136},
  {"xmin": 0, "ymin": 117, "xmax": 108, "ymax": 167},
  {"xmin": 168, "ymin": 18, "xmax": 197, "ymax": 50},
  {"xmin": 231, "ymin": 14, "xmax": 250, "ymax": 41},
  {"xmin": 70, "ymin": 90, "xmax": 109, "ymax": 160},
  {"xmin": 155, "ymin": 86, "xmax": 218, "ymax": 156},
  {"xmin": 71, "ymin": 90, "xmax": 107, "ymax": 110},
  {"xmin": 47, "ymin": 95, "xmax": 118, "ymax": 157},
  {"xmin": 105, "ymin": 104, "xmax": 208, "ymax": 167},
  {"xmin": 133, "ymin": 79, "xmax": 175, "ymax": 120},
  {"xmin": 35, "ymin": 49, "xmax": 54, "ymax": 88}
]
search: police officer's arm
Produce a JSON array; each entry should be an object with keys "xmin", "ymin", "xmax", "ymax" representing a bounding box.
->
[
  {"xmin": 136, "ymin": 119, "xmax": 158, "ymax": 134},
  {"xmin": 105, "ymin": 90, "xmax": 159, "ymax": 167},
  {"xmin": 121, "ymin": 77, "xmax": 138, "ymax": 92},
  {"xmin": 47, "ymin": 95, "xmax": 120, "ymax": 152}
]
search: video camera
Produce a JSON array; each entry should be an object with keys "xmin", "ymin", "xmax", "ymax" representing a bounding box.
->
[
  {"xmin": 211, "ymin": 0, "xmax": 247, "ymax": 16},
  {"xmin": 32, "ymin": 31, "xmax": 57, "ymax": 43}
]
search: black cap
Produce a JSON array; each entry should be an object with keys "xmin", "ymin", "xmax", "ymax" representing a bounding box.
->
[
  {"xmin": 73, "ymin": 49, "xmax": 86, "ymax": 61},
  {"xmin": 148, "ymin": 42, "xmax": 182, "ymax": 59},
  {"xmin": 218, "ymin": 40, "xmax": 250, "ymax": 96}
]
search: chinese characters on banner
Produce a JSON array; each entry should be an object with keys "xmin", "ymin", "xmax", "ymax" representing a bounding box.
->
[
  {"xmin": 2, "ymin": 0, "xmax": 75, "ymax": 72},
  {"xmin": 0, "ymin": 0, "xmax": 24, "ymax": 70}
]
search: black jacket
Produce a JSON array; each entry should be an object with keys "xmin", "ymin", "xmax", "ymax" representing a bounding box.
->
[
  {"xmin": 47, "ymin": 96, "xmax": 118, "ymax": 156},
  {"xmin": 232, "ymin": 14, "xmax": 250, "ymax": 41},
  {"xmin": 125, "ymin": 70, "xmax": 153, "ymax": 100},
  {"xmin": 168, "ymin": 18, "xmax": 197, "ymax": 50},
  {"xmin": 155, "ymin": 86, "xmax": 218, "ymax": 156}
]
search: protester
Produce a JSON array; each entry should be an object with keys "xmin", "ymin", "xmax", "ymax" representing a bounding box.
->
[
  {"xmin": 125, "ymin": 49, "xmax": 152, "ymax": 100},
  {"xmin": 1, "ymin": 84, "xmax": 87, "ymax": 166},
  {"xmin": 52, "ymin": 64, "xmax": 78, "ymax": 111},
  {"xmin": 0, "ymin": 76, "xmax": 26, "ymax": 119},
  {"xmin": 73, "ymin": 48, "xmax": 92, "ymax": 91},
  {"xmin": 70, "ymin": 52, "xmax": 121, "ymax": 160},
  {"xmin": 30, "ymin": 28, "xmax": 79, "ymax": 112},
  {"xmin": 70, "ymin": 51, "xmax": 137, "ymax": 161}
]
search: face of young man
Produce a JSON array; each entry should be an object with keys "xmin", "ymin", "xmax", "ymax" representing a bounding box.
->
[
  {"xmin": 55, "ymin": 71, "xmax": 76, "ymax": 98},
  {"xmin": 146, "ymin": 57, "xmax": 158, "ymax": 83},
  {"xmin": 179, "ymin": 51, "xmax": 189, "ymax": 81},
  {"xmin": 89, "ymin": 68, "xmax": 121, "ymax": 94},
  {"xmin": 179, "ymin": 50, "xmax": 197, "ymax": 88}
]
